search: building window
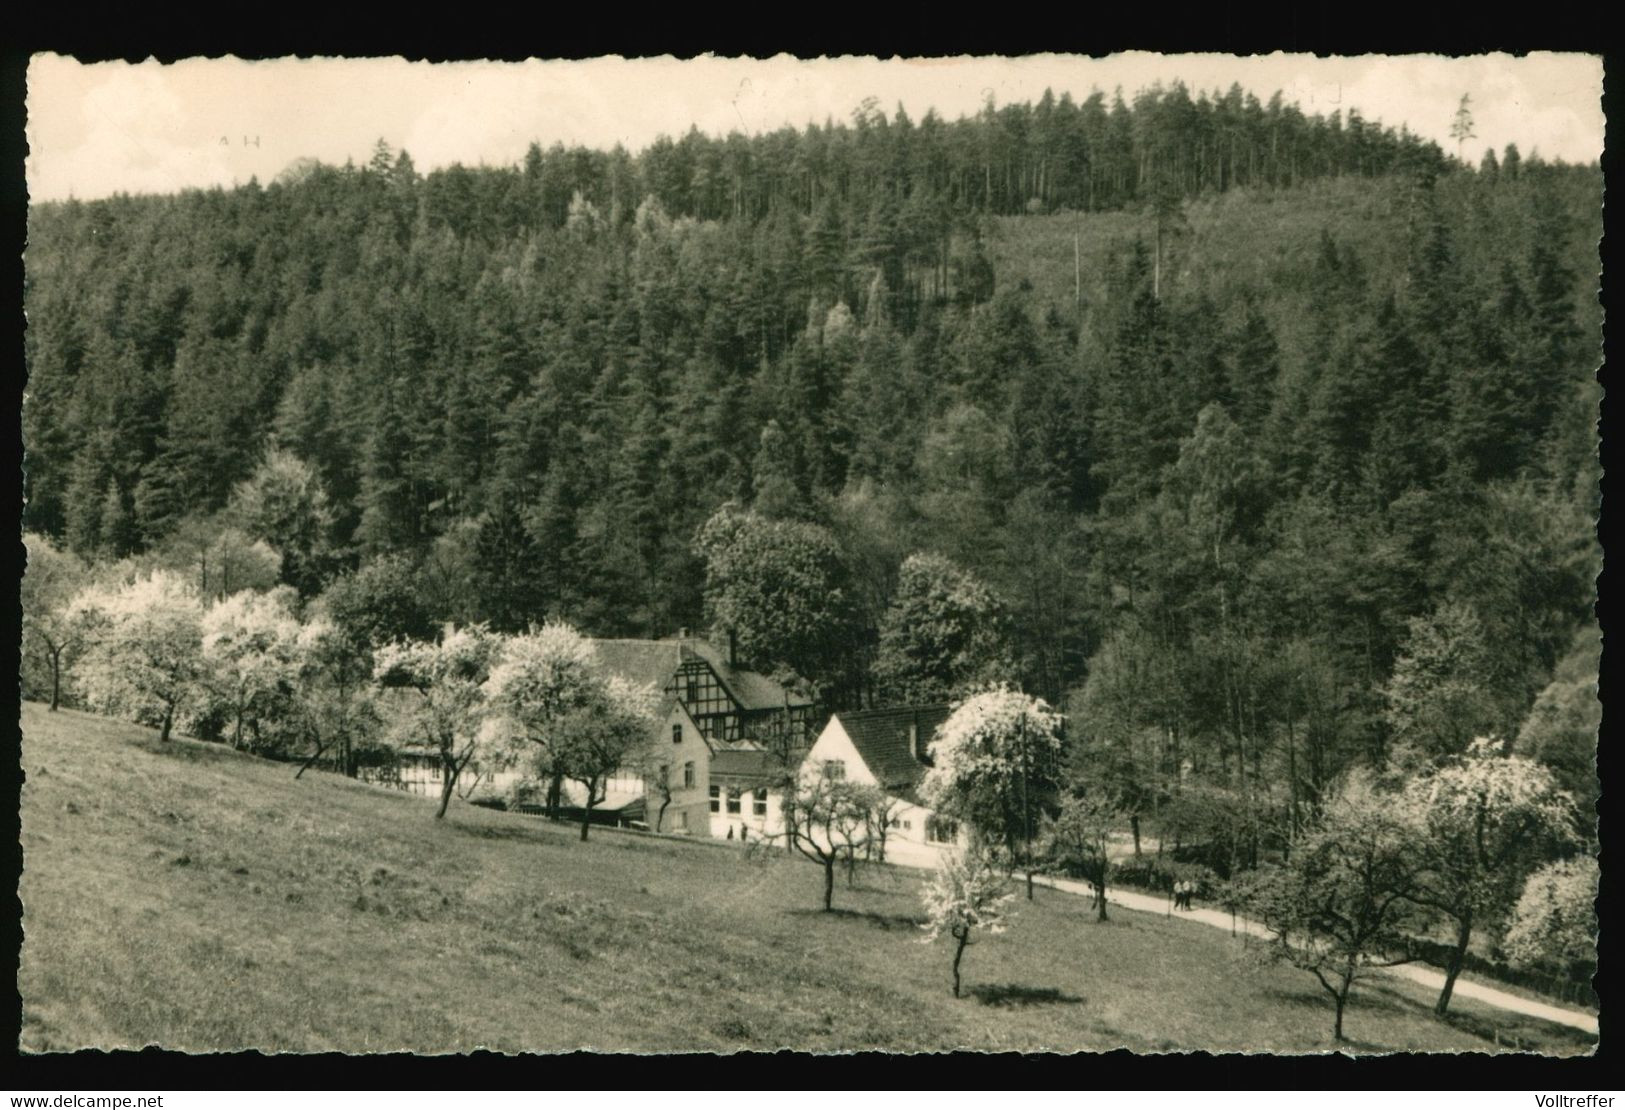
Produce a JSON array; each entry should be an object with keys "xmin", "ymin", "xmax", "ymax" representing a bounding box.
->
[
  {"xmin": 672, "ymin": 724, "xmax": 683, "ymax": 745},
  {"xmin": 926, "ymin": 815, "xmax": 959, "ymax": 845},
  {"xmin": 685, "ymin": 678, "xmax": 698, "ymax": 703},
  {"xmin": 753, "ymin": 788, "xmax": 768, "ymax": 817},
  {"xmin": 683, "ymin": 762, "xmax": 695, "ymax": 789},
  {"xmin": 677, "ymin": 811, "xmax": 689, "ymax": 831},
  {"xmin": 822, "ymin": 759, "xmax": 846, "ymax": 781},
  {"xmin": 726, "ymin": 788, "xmax": 742, "ymax": 815},
  {"xmin": 708, "ymin": 785, "xmax": 720, "ymax": 813}
]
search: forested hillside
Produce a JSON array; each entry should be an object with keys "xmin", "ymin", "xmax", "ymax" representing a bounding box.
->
[{"xmin": 22, "ymin": 85, "xmax": 1602, "ymax": 846}]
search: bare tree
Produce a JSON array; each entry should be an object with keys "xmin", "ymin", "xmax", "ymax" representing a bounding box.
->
[
  {"xmin": 21, "ymin": 532, "xmax": 93, "ymax": 711},
  {"xmin": 782, "ymin": 773, "xmax": 876, "ymax": 911},
  {"xmin": 551, "ymin": 679, "xmax": 658, "ymax": 842},
  {"xmin": 861, "ymin": 787, "xmax": 907, "ymax": 863},
  {"xmin": 1044, "ymin": 789, "xmax": 1120, "ymax": 922}
]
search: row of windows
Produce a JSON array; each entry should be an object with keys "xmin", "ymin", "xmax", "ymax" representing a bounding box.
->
[{"xmin": 709, "ymin": 785, "xmax": 768, "ymax": 816}]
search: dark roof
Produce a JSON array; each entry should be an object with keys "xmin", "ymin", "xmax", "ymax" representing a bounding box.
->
[
  {"xmin": 709, "ymin": 747, "xmax": 787, "ymax": 782},
  {"xmin": 588, "ymin": 635, "xmax": 812, "ymax": 712},
  {"xmin": 679, "ymin": 637, "xmax": 813, "ymax": 711},
  {"xmin": 834, "ymin": 704, "xmax": 953, "ymax": 800},
  {"xmin": 590, "ymin": 639, "xmax": 684, "ymax": 695}
]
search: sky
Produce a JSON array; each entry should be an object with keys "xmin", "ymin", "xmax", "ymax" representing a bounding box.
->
[{"xmin": 24, "ymin": 53, "xmax": 1606, "ymax": 203}]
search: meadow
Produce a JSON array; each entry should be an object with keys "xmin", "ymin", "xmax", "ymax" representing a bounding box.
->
[{"xmin": 18, "ymin": 703, "xmax": 1595, "ymax": 1055}]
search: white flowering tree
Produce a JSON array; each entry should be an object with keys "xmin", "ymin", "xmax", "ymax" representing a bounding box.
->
[
  {"xmin": 1501, "ymin": 857, "xmax": 1598, "ymax": 976},
  {"xmin": 920, "ymin": 848, "xmax": 1016, "ymax": 998},
  {"xmin": 21, "ymin": 532, "xmax": 94, "ymax": 711},
  {"xmin": 67, "ymin": 570, "xmax": 206, "ymax": 742},
  {"xmin": 483, "ymin": 625, "xmax": 661, "ymax": 840},
  {"xmin": 482, "ymin": 623, "xmax": 601, "ymax": 813},
  {"xmin": 374, "ymin": 625, "xmax": 502, "ymax": 819},
  {"xmin": 923, "ymin": 686, "xmax": 1065, "ymax": 900},
  {"xmin": 1398, "ymin": 738, "xmax": 1579, "ymax": 1014},
  {"xmin": 195, "ymin": 588, "xmax": 303, "ymax": 751}
]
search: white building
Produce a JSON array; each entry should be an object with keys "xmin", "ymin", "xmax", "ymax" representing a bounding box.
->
[
  {"xmin": 373, "ymin": 632, "xmax": 819, "ymax": 836},
  {"xmin": 799, "ymin": 704, "xmax": 966, "ymax": 868}
]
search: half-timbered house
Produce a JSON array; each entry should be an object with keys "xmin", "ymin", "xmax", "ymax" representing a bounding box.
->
[
  {"xmin": 590, "ymin": 632, "xmax": 819, "ymax": 838},
  {"xmin": 363, "ymin": 631, "xmax": 818, "ymax": 836}
]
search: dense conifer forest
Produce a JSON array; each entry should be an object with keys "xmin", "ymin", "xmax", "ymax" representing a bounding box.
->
[{"xmin": 22, "ymin": 83, "xmax": 1602, "ymax": 847}]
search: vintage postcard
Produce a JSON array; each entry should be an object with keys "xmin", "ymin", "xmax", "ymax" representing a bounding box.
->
[{"xmin": 18, "ymin": 53, "xmax": 1603, "ymax": 1057}]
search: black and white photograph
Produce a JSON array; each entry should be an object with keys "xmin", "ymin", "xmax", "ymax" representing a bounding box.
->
[{"xmin": 16, "ymin": 52, "xmax": 1604, "ymax": 1056}]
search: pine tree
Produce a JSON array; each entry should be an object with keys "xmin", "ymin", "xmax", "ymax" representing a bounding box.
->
[
  {"xmin": 355, "ymin": 383, "xmax": 420, "ymax": 554},
  {"xmin": 471, "ymin": 494, "xmax": 549, "ymax": 633},
  {"xmin": 1449, "ymin": 94, "xmax": 1476, "ymax": 163}
]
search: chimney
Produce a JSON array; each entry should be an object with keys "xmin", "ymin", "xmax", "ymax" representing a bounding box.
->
[
  {"xmin": 728, "ymin": 628, "xmax": 739, "ymax": 668},
  {"xmin": 909, "ymin": 712, "xmax": 920, "ymax": 763}
]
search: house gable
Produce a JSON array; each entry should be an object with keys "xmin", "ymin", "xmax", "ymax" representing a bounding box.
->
[
  {"xmin": 589, "ymin": 635, "xmax": 818, "ymax": 748},
  {"xmin": 802, "ymin": 717, "xmax": 883, "ymax": 788},
  {"xmin": 644, "ymin": 699, "xmax": 712, "ymax": 835},
  {"xmin": 822, "ymin": 704, "xmax": 952, "ymax": 804},
  {"xmin": 799, "ymin": 706, "xmax": 966, "ymax": 867}
]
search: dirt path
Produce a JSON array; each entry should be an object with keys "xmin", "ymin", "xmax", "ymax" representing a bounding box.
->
[{"xmin": 1027, "ymin": 872, "xmax": 1599, "ymax": 1036}]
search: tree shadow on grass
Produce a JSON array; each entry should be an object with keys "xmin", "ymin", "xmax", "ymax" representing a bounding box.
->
[
  {"xmin": 969, "ymin": 983, "xmax": 1086, "ymax": 1008},
  {"xmin": 788, "ymin": 907, "xmax": 929, "ymax": 931}
]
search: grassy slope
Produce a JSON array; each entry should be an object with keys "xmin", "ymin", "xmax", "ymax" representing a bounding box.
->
[{"xmin": 19, "ymin": 703, "xmax": 1594, "ymax": 1054}]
